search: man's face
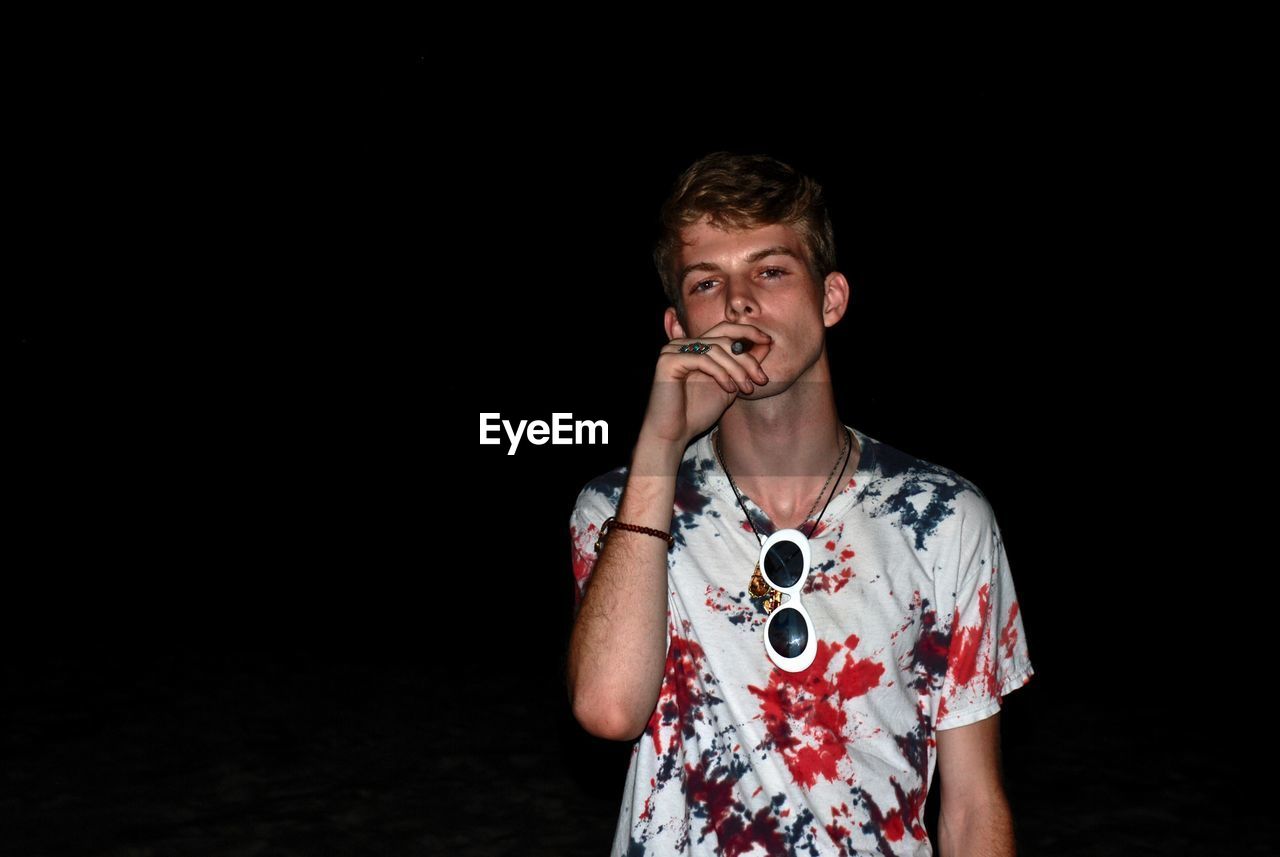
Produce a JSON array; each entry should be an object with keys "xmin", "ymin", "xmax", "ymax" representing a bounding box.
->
[{"xmin": 664, "ymin": 216, "xmax": 848, "ymax": 398}]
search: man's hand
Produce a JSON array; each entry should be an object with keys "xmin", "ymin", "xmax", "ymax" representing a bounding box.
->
[{"xmin": 640, "ymin": 321, "xmax": 772, "ymax": 449}]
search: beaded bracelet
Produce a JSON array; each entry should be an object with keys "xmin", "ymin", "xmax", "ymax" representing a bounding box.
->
[{"xmin": 594, "ymin": 516, "xmax": 675, "ymax": 552}]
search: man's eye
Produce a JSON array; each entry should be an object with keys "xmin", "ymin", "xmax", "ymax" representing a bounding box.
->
[
  {"xmin": 693, "ymin": 280, "xmax": 715, "ymax": 293},
  {"xmin": 760, "ymin": 267, "xmax": 786, "ymax": 279}
]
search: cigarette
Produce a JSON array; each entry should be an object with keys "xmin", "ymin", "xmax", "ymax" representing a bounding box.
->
[{"xmin": 731, "ymin": 339, "xmax": 749, "ymax": 355}]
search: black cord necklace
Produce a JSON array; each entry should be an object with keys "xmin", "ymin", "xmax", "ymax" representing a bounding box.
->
[{"xmin": 714, "ymin": 424, "xmax": 855, "ymax": 613}]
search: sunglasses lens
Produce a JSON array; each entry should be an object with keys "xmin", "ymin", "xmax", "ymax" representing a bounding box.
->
[
  {"xmin": 768, "ymin": 607, "xmax": 809, "ymax": 659},
  {"xmin": 764, "ymin": 540, "xmax": 805, "ymax": 588}
]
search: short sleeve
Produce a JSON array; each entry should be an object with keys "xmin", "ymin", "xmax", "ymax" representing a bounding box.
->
[
  {"xmin": 935, "ymin": 491, "xmax": 1034, "ymax": 731},
  {"xmin": 568, "ymin": 482, "xmax": 619, "ymax": 616}
]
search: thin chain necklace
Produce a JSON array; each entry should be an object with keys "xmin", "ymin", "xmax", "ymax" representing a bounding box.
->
[{"xmin": 714, "ymin": 424, "xmax": 854, "ymax": 614}]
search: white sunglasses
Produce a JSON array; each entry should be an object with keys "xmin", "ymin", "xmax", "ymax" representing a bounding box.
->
[{"xmin": 758, "ymin": 528, "xmax": 818, "ymax": 672}]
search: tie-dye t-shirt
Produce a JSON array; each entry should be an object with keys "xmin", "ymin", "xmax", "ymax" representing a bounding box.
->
[{"xmin": 568, "ymin": 424, "xmax": 1034, "ymax": 857}]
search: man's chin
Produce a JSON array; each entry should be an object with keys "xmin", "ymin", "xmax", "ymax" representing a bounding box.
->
[{"xmin": 737, "ymin": 383, "xmax": 776, "ymax": 401}]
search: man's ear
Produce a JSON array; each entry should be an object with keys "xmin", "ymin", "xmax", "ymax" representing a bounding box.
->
[
  {"xmin": 821, "ymin": 272, "xmax": 851, "ymax": 328},
  {"xmin": 664, "ymin": 305, "xmax": 688, "ymax": 341}
]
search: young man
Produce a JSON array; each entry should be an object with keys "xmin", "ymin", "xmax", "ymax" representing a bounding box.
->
[{"xmin": 566, "ymin": 152, "xmax": 1034, "ymax": 856}]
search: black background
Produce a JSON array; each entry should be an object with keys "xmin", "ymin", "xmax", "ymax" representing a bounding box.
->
[{"xmin": 6, "ymin": 50, "xmax": 1263, "ymax": 854}]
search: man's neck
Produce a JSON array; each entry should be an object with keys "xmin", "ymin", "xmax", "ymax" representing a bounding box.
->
[{"xmin": 715, "ymin": 384, "xmax": 859, "ymax": 531}]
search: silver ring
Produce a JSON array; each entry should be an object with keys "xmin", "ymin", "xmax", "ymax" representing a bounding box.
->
[{"xmin": 679, "ymin": 342, "xmax": 712, "ymax": 354}]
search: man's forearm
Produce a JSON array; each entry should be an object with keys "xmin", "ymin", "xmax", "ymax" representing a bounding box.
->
[
  {"xmin": 567, "ymin": 434, "xmax": 685, "ymax": 740},
  {"xmin": 939, "ymin": 796, "xmax": 1016, "ymax": 856}
]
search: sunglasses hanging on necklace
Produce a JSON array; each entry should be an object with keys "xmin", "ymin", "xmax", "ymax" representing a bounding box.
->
[{"xmin": 714, "ymin": 425, "xmax": 854, "ymax": 672}]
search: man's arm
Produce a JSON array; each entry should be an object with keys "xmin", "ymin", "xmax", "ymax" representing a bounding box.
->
[
  {"xmin": 936, "ymin": 712, "xmax": 1016, "ymax": 856},
  {"xmin": 566, "ymin": 435, "xmax": 684, "ymax": 741},
  {"xmin": 566, "ymin": 321, "xmax": 772, "ymax": 742}
]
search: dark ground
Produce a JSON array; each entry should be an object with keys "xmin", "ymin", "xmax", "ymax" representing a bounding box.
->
[{"xmin": 3, "ymin": 651, "xmax": 1270, "ymax": 856}]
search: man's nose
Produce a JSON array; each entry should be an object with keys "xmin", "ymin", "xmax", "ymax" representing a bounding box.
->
[{"xmin": 724, "ymin": 277, "xmax": 757, "ymax": 320}]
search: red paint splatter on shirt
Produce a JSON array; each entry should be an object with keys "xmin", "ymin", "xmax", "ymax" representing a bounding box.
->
[
  {"xmin": 684, "ymin": 762, "xmax": 790, "ymax": 856},
  {"xmin": 748, "ymin": 634, "xmax": 885, "ymax": 790},
  {"xmin": 568, "ymin": 521, "xmax": 601, "ymax": 613},
  {"xmin": 861, "ymin": 777, "xmax": 930, "ymax": 848},
  {"xmin": 947, "ymin": 582, "xmax": 992, "ymax": 687},
  {"xmin": 644, "ymin": 624, "xmax": 717, "ymax": 770},
  {"xmin": 809, "ymin": 518, "xmax": 835, "ymax": 540},
  {"xmin": 1000, "ymin": 600, "xmax": 1022, "ymax": 662},
  {"xmin": 805, "ymin": 564, "xmax": 856, "ymax": 596},
  {"xmin": 824, "ymin": 802, "xmax": 853, "ymax": 852}
]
